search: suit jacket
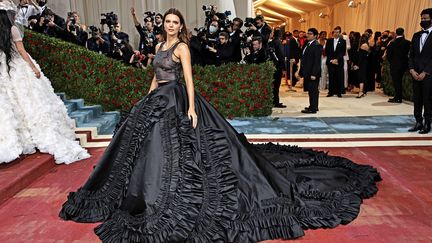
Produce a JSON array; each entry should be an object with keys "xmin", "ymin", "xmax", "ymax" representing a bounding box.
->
[
  {"xmin": 289, "ymin": 37, "xmax": 302, "ymax": 60},
  {"xmin": 300, "ymin": 40, "xmax": 322, "ymax": 79},
  {"xmin": 230, "ymin": 29, "xmax": 243, "ymax": 62},
  {"xmin": 408, "ymin": 30, "xmax": 432, "ymax": 74},
  {"xmin": 387, "ymin": 37, "xmax": 411, "ymax": 70},
  {"xmin": 268, "ymin": 38, "xmax": 285, "ymax": 70},
  {"xmin": 325, "ymin": 37, "xmax": 346, "ymax": 67}
]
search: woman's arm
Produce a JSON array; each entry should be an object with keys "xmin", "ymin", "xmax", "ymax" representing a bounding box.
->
[
  {"xmin": 177, "ymin": 43, "xmax": 197, "ymax": 128},
  {"xmin": 15, "ymin": 41, "xmax": 41, "ymax": 78},
  {"xmin": 148, "ymin": 43, "xmax": 162, "ymax": 93}
]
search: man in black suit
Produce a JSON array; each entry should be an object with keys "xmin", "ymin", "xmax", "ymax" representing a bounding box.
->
[
  {"xmin": 408, "ymin": 8, "xmax": 432, "ymax": 134},
  {"xmin": 300, "ymin": 28, "xmax": 322, "ymax": 113},
  {"xmin": 386, "ymin": 27, "xmax": 411, "ymax": 103},
  {"xmin": 249, "ymin": 15, "xmax": 272, "ymax": 48},
  {"xmin": 268, "ymin": 29, "xmax": 287, "ymax": 108},
  {"xmin": 325, "ymin": 26, "xmax": 346, "ymax": 97},
  {"xmin": 290, "ymin": 30, "xmax": 302, "ymax": 87},
  {"xmin": 229, "ymin": 18, "xmax": 244, "ymax": 63}
]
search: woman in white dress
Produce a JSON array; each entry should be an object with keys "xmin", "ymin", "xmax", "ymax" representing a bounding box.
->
[{"xmin": 0, "ymin": 0, "xmax": 89, "ymax": 164}]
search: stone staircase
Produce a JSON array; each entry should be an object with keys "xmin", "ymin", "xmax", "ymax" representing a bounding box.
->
[{"xmin": 56, "ymin": 93, "xmax": 120, "ymax": 135}]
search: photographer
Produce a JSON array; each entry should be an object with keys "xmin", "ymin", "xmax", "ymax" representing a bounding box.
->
[
  {"xmin": 131, "ymin": 8, "xmax": 156, "ymax": 65},
  {"xmin": 65, "ymin": 11, "xmax": 88, "ymax": 46},
  {"xmin": 99, "ymin": 12, "xmax": 129, "ymax": 57},
  {"xmin": 268, "ymin": 29, "xmax": 286, "ymax": 108},
  {"xmin": 207, "ymin": 32, "xmax": 235, "ymax": 65},
  {"xmin": 244, "ymin": 36, "xmax": 268, "ymax": 64},
  {"xmin": 33, "ymin": 8, "xmax": 65, "ymax": 39},
  {"xmin": 248, "ymin": 15, "xmax": 272, "ymax": 48},
  {"xmin": 111, "ymin": 39, "xmax": 135, "ymax": 64},
  {"xmin": 228, "ymin": 17, "xmax": 244, "ymax": 62},
  {"xmin": 86, "ymin": 26, "xmax": 111, "ymax": 55}
]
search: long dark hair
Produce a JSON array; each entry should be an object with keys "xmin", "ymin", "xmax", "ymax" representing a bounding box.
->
[
  {"xmin": 0, "ymin": 10, "xmax": 14, "ymax": 74},
  {"xmin": 359, "ymin": 34, "xmax": 369, "ymax": 51},
  {"xmin": 162, "ymin": 8, "xmax": 189, "ymax": 44}
]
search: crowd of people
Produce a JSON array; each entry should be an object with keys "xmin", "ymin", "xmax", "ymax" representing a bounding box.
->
[{"xmin": 13, "ymin": 1, "xmax": 432, "ymax": 134}]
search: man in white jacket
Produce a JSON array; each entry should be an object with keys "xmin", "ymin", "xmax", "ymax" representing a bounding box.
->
[{"xmin": 15, "ymin": 0, "xmax": 42, "ymax": 27}]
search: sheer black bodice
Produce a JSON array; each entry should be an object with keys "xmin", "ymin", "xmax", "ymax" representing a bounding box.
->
[{"xmin": 153, "ymin": 41, "xmax": 183, "ymax": 82}]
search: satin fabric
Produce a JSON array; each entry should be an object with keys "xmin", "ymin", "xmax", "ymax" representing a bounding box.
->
[{"xmin": 60, "ymin": 80, "xmax": 380, "ymax": 242}]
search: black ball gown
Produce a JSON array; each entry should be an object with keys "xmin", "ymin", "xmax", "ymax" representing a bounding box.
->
[{"xmin": 59, "ymin": 41, "xmax": 381, "ymax": 242}]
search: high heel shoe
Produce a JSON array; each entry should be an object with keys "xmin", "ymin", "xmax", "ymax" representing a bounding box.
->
[{"xmin": 356, "ymin": 92, "xmax": 366, "ymax": 98}]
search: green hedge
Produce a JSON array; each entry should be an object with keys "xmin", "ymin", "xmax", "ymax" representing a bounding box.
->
[
  {"xmin": 381, "ymin": 61, "xmax": 413, "ymax": 101},
  {"xmin": 24, "ymin": 30, "xmax": 274, "ymax": 118}
]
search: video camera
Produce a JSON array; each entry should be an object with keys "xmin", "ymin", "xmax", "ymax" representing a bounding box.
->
[{"xmin": 100, "ymin": 12, "xmax": 118, "ymax": 32}]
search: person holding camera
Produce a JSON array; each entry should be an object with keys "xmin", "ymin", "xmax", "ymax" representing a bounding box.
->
[
  {"xmin": 244, "ymin": 36, "xmax": 267, "ymax": 64},
  {"xmin": 65, "ymin": 11, "xmax": 88, "ymax": 46},
  {"xmin": 207, "ymin": 32, "xmax": 234, "ymax": 65},
  {"xmin": 131, "ymin": 8, "xmax": 157, "ymax": 66},
  {"xmin": 86, "ymin": 26, "xmax": 111, "ymax": 55},
  {"xmin": 200, "ymin": 20, "xmax": 220, "ymax": 66},
  {"xmin": 248, "ymin": 15, "xmax": 272, "ymax": 48},
  {"xmin": 32, "ymin": 8, "xmax": 65, "ymax": 39}
]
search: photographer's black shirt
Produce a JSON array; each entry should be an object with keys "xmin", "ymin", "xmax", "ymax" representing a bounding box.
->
[{"xmin": 244, "ymin": 48, "xmax": 268, "ymax": 64}]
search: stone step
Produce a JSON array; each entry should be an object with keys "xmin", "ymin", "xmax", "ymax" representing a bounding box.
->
[{"xmin": 56, "ymin": 93, "xmax": 120, "ymax": 135}]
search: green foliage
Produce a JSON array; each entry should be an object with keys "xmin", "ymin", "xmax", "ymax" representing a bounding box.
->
[
  {"xmin": 381, "ymin": 61, "xmax": 413, "ymax": 101},
  {"xmin": 24, "ymin": 30, "xmax": 274, "ymax": 118}
]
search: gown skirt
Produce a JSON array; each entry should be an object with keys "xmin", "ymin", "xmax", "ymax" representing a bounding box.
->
[{"xmin": 59, "ymin": 80, "xmax": 381, "ymax": 242}]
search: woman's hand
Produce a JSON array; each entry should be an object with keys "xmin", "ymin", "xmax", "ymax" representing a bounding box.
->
[
  {"xmin": 32, "ymin": 67, "xmax": 41, "ymax": 79},
  {"xmin": 188, "ymin": 108, "xmax": 198, "ymax": 128}
]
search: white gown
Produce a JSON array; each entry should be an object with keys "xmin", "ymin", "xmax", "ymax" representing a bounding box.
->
[{"xmin": 0, "ymin": 26, "xmax": 90, "ymax": 164}]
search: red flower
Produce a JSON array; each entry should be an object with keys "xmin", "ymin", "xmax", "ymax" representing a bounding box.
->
[
  {"xmin": 213, "ymin": 87, "xmax": 219, "ymax": 93},
  {"xmin": 239, "ymin": 99, "xmax": 245, "ymax": 104},
  {"xmin": 82, "ymin": 64, "xmax": 87, "ymax": 70}
]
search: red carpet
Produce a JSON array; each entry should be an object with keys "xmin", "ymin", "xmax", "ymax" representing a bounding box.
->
[{"xmin": 0, "ymin": 146, "xmax": 431, "ymax": 242}]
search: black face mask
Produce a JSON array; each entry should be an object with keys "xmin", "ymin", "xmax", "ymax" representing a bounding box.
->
[
  {"xmin": 38, "ymin": 1, "xmax": 46, "ymax": 7},
  {"xmin": 382, "ymin": 34, "xmax": 388, "ymax": 39},
  {"xmin": 420, "ymin": 20, "xmax": 432, "ymax": 29}
]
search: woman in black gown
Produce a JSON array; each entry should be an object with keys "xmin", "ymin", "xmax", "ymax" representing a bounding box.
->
[{"xmin": 59, "ymin": 9, "xmax": 381, "ymax": 242}]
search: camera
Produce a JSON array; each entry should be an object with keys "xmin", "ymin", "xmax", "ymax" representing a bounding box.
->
[
  {"xmin": 100, "ymin": 12, "xmax": 118, "ymax": 31},
  {"xmin": 239, "ymin": 33, "xmax": 251, "ymax": 49},
  {"xmin": 43, "ymin": 15, "xmax": 52, "ymax": 25},
  {"xmin": 244, "ymin": 17, "xmax": 255, "ymax": 28},
  {"xmin": 89, "ymin": 25, "xmax": 99, "ymax": 38},
  {"xmin": 67, "ymin": 12, "xmax": 77, "ymax": 32},
  {"xmin": 144, "ymin": 11, "xmax": 155, "ymax": 23},
  {"xmin": 113, "ymin": 39, "xmax": 126, "ymax": 53},
  {"xmin": 267, "ymin": 47, "xmax": 278, "ymax": 63}
]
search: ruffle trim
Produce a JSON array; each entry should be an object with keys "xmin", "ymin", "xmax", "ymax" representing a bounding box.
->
[
  {"xmin": 252, "ymin": 143, "xmax": 381, "ymax": 230},
  {"xmin": 59, "ymin": 92, "xmax": 168, "ymax": 222}
]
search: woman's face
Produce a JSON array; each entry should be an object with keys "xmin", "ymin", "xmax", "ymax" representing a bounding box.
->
[{"xmin": 164, "ymin": 14, "xmax": 182, "ymax": 37}]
